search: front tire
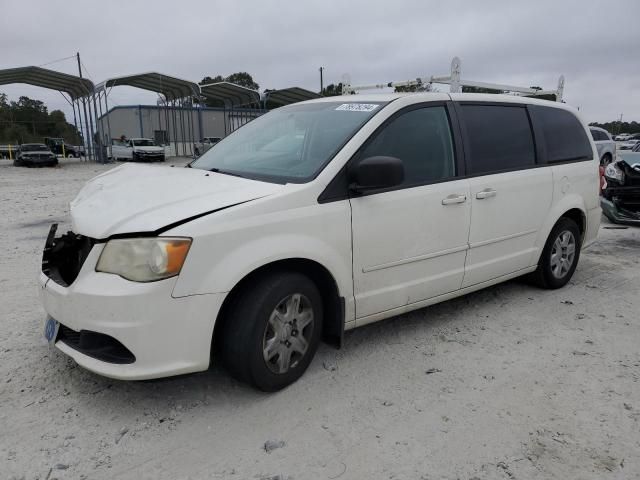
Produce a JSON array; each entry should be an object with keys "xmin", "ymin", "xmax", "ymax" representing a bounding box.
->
[
  {"xmin": 529, "ymin": 217, "xmax": 581, "ymax": 289},
  {"xmin": 219, "ymin": 272, "xmax": 323, "ymax": 391}
]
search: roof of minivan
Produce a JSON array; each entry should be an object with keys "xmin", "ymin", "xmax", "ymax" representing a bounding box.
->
[{"xmin": 303, "ymin": 92, "xmax": 568, "ymax": 108}]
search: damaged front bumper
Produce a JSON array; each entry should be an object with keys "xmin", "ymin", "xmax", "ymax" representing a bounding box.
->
[
  {"xmin": 601, "ymin": 160, "xmax": 640, "ymax": 226},
  {"xmin": 40, "ymin": 224, "xmax": 226, "ymax": 380}
]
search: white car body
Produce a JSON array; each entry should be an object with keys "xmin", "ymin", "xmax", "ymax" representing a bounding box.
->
[
  {"xmin": 40, "ymin": 93, "xmax": 600, "ymax": 386},
  {"xmin": 111, "ymin": 138, "xmax": 165, "ymax": 161},
  {"xmin": 614, "ymin": 133, "xmax": 632, "ymax": 141},
  {"xmin": 617, "ymin": 139, "xmax": 640, "ymax": 151},
  {"xmin": 589, "ymin": 126, "xmax": 615, "ymax": 165}
]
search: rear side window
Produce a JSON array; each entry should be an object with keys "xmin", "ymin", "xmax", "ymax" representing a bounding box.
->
[
  {"xmin": 359, "ymin": 106, "xmax": 455, "ymax": 186},
  {"xmin": 590, "ymin": 129, "xmax": 607, "ymax": 141},
  {"xmin": 460, "ymin": 105, "xmax": 536, "ymax": 175},
  {"xmin": 531, "ymin": 106, "xmax": 592, "ymax": 163}
]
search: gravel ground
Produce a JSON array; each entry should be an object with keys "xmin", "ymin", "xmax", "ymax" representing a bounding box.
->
[{"xmin": 1, "ymin": 158, "xmax": 639, "ymax": 480}]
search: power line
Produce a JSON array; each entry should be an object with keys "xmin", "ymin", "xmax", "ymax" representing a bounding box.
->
[{"xmin": 37, "ymin": 55, "xmax": 76, "ymax": 68}]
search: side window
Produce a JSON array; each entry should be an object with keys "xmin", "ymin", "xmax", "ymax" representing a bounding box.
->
[
  {"xmin": 531, "ymin": 106, "xmax": 592, "ymax": 163},
  {"xmin": 460, "ymin": 105, "xmax": 536, "ymax": 175},
  {"xmin": 358, "ymin": 106, "xmax": 455, "ymax": 186},
  {"xmin": 590, "ymin": 129, "xmax": 600, "ymax": 141}
]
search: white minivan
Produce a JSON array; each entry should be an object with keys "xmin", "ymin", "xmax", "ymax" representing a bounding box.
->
[{"xmin": 40, "ymin": 93, "xmax": 601, "ymax": 391}]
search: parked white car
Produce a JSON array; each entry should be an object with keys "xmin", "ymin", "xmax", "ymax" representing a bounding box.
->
[
  {"xmin": 614, "ymin": 133, "xmax": 632, "ymax": 141},
  {"xmin": 111, "ymin": 138, "xmax": 165, "ymax": 162},
  {"xmin": 589, "ymin": 127, "xmax": 615, "ymax": 165},
  {"xmin": 194, "ymin": 136, "xmax": 222, "ymax": 157},
  {"xmin": 40, "ymin": 93, "xmax": 600, "ymax": 391},
  {"xmin": 617, "ymin": 139, "xmax": 640, "ymax": 151}
]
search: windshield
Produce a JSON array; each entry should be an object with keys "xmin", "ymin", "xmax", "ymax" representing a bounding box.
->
[
  {"xmin": 133, "ymin": 139, "xmax": 156, "ymax": 146},
  {"xmin": 21, "ymin": 144, "xmax": 49, "ymax": 152},
  {"xmin": 191, "ymin": 101, "xmax": 387, "ymax": 183}
]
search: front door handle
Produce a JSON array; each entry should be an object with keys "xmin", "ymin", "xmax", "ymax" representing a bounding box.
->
[
  {"xmin": 441, "ymin": 194, "xmax": 467, "ymax": 205},
  {"xmin": 476, "ymin": 188, "xmax": 497, "ymax": 200}
]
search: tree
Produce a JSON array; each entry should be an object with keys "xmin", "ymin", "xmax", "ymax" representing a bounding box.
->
[
  {"xmin": 394, "ymin": 82, "xmax": 434, "ymax": 93},
  {"xmin": 321, "ymin": 83, "xmax": 344, "ymax": 96},
  {"xmin": 0, "ymin": 92, "xmax": 81, "ymax": 143}
]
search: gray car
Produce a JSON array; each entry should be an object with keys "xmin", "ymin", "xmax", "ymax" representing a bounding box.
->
[{"xmin": 589, "ymin": 127, "xmax": 615, "ymax": 165}]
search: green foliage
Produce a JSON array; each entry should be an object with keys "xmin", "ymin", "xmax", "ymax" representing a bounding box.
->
[
  {"xmin": 394, "ymin": 82, "xmax": 433, "ymax": 93},
  {"xmin": 321, "ymin": 83, "xmax": 344, "ymax": 96},
  {"xmin": 461, "ymin": 86, "xmax": 503, "ymax": 94},
  {"xmin": 0, "ymin": 93, "xmax": 81, "ymax": 144},
  {"xmin": 589, "ymin": 120, "xmax": 640, "ymax": 135}
]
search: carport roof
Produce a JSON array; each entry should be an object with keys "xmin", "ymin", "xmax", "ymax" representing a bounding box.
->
[
  {"xmin": 0, "ymin": 66, "xmax": 94, "ymax": 100},
  {"xmin": 265, "ymin": 87, "xmax": 321, "ymax": 106},
  {"xmin": 97, "ymin": 72, "xmax": 200, "ymax": 101},
  {"xmin": 200, "ymin": 82, "xmax": 260, "ymax": 107}
]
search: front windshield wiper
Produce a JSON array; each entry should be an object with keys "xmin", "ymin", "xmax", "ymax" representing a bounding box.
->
[{"xmin": 208, "ymin": 167, "xmax": 248, "ymax": 179}]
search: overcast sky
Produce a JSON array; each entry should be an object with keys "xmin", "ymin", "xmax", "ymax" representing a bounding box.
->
[{"xmin": 1, "ymin": 0, "xmax": 638, "ymax": 124}]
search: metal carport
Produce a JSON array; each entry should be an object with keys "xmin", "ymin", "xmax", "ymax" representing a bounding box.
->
[
  {"xmin": 0, "ymin": 66, "xmax": 98, "ymax": 160},
  {"xmin": 199, "ymin": 82, "xmax": 263, "ymax": 135},
  {"xmin": 96, "ymin": 72, "xmax": 201, "ymax": 157},
  {"xmin": 264, "ymin": 87, "xmax": 321, "ymax": 107}
]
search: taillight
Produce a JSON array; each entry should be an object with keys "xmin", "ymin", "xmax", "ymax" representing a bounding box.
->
[{"xmin": 599, "ymin": 166, "xmax": 606, "ymax": 194}]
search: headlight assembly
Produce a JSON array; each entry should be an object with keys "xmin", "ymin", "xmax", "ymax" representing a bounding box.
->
[
  {"xmin": 604, "ymin": 163, "xmax": 624, "ymax": 183},
  {"xmin": 96, "ymin": 237, "xmax": 191, "ymax": 282}
]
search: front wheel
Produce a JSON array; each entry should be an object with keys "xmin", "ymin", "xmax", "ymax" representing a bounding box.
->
[
  {"xmin": 529, "ymin": 217, "xmax": 581, "ymax": 289},
  {"xmin": 219, "ymin": 272, "xmax": 323, "ymax": 391}
]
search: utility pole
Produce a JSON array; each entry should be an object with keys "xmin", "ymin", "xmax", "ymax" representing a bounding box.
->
[
  {"xmin": 319, "ymin": 66, "xmax": 324, "ymax": 94},
  {"xmin": 76, "ymin": 52, "xmax": 93, "ymax": 161},
  {"xmin": 618, "ymin": 113, "xmax": 623, "ymax": 135}
]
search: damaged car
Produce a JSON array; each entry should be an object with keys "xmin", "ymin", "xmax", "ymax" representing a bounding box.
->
[
  {"xmin": 601, "ymin": 146, "xmax": 640, "ymax": 225},
  {"xmin": 40, "ymin": 93, "xmax": 600, "ymax": 391},
  {"xmin": 14, "ymin": 143, "xmax": 58, "ymax": 167}
]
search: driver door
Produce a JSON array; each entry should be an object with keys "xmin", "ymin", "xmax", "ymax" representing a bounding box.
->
[{"xmin": 350, "ymin": 103, "xmax": 471, "ymax": 322}]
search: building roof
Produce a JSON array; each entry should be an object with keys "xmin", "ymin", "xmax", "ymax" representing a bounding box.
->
[
  {"xmin": 0, "ymin": 66, "xmax": 94, "ymax": 99},
  {"xmin": 199, "ymin": 82, "xmax": 260, "ymax": 107},
  {"xmin": 97, "ymin": 72, "xmax": 200, "ymax": 100},
  {"xmin": 265, "ymin": 87, "xmax": 321, "ymax": 106}
]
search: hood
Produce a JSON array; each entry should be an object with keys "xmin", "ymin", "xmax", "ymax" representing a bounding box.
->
[{"xmin": 70, "ymin": 163, "xmax": 284, "ymax": 239}]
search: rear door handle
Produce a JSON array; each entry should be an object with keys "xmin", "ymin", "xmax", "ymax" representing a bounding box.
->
[
  {"xmin": 441, "ymin": 194, "xmax": 467, "ymax": 205},
  {"xmin": 476, "ymin": 188, "xmax": 497, "ymax": 200}
]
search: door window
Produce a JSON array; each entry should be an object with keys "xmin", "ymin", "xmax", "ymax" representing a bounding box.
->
[
  {"xmin": 358, "ymin": 106, "xmax": 456, "ymax": 186},
  {"xmin": 460, "ymin": 105, "xmax": 536, "ymax": 175}
]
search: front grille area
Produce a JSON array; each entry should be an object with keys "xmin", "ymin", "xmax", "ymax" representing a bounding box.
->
[
  {"xmin": 42, "ymin": 224, "xmax": 95, "ymax": 287},
  {"xmin": 57, "ymin": 324, "xmax": 136, "ymax": 364}
]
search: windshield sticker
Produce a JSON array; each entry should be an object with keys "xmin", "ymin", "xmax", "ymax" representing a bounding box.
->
[{"xmin": 335, "ymin": 103, "xmax": 380, "ymax": 112}]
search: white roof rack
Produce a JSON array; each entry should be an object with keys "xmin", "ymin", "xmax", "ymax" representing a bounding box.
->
[{"xmin": 341, "ymin": 57, "xmax": 565, "ymax": 101}]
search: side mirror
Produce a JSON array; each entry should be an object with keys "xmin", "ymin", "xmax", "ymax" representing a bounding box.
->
[{"xmin": 349, "ymin": 156, "xmax": 404, "ymax": 193}]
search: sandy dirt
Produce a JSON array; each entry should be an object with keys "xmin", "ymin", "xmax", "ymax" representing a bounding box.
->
[{"xmin": 1, "ymin": 158, "xmax": 639, "ymax": 480}]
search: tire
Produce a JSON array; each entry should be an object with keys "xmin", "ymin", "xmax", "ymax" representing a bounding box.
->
[
  {"xmin": 194, "ymin": 148, "xmax": 200, "ymax": 157},
  {"xmin": 600, "ymin": 153, "xmax": 612, "ymax": 167},
  {"xmin": 529, "ymin": 217, "xmax": 581, "ymax": 289},
  {"xmin": 219, "ymin": 272, "xmax": 323, "ymax": 391}
]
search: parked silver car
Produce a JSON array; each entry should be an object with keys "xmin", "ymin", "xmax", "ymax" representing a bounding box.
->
[{"xmin": 589, "ymin": 127, "xmax": 615, "ymax": 165}]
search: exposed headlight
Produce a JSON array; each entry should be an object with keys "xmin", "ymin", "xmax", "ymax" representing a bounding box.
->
[
  {"xmin": 604, "ymin": 163, "xmax": 624, "ymax": 183},
  {"xmin": 96, "ymin": 237, "xmax": 192, "ymax": 282}
]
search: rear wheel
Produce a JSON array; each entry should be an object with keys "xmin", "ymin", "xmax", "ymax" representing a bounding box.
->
[
  {"xmin": 600, "ymin": 153, "xmax": 612, "ymax": 166},
  {"xmin": 219, "ymin": 272, "xmax": 323, "ymax": 391},
  {"xmin": 529, "ymin": 217, "xmax": 581, "ymax": 289}
]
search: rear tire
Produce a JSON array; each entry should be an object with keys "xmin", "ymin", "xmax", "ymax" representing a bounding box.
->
[
  {"xmin": 529, "ymin": 217, "xmax": 581, "ymax": 289},
  {"xmin": 219, "ymin": 272, "xmax": 323, "ymax": 391}
]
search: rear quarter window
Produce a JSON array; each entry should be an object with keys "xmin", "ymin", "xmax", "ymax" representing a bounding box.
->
[
  {"xmin": 460, "ymin": 104, "xmax": 536, "ymax": 175},
  {"xmin": 531, "ymin": 106, "xmax": 592, "ymax": 163}
]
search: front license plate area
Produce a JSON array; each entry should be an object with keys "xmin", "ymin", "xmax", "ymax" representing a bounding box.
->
[{"xmin": 44, "ymin": 317, "xmax": 59, "ymax": 346}]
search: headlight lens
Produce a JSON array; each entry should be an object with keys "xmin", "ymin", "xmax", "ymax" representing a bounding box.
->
[
  {"xmin": 96, "ymin": 237, "xmax": 191, "ymax": 282},
  {"xmin": 604, "ymin": 162, "xmax": 624, "ymax": 182}
]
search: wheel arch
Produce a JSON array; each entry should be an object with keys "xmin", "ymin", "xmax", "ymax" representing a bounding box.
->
[
  {"xmin": 534, "ymin": 199, "xmax": 587, "ymax": 266},
  {"xmin": 212, "ymin": 257, "xmax": 345, "ymax": 359}
]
